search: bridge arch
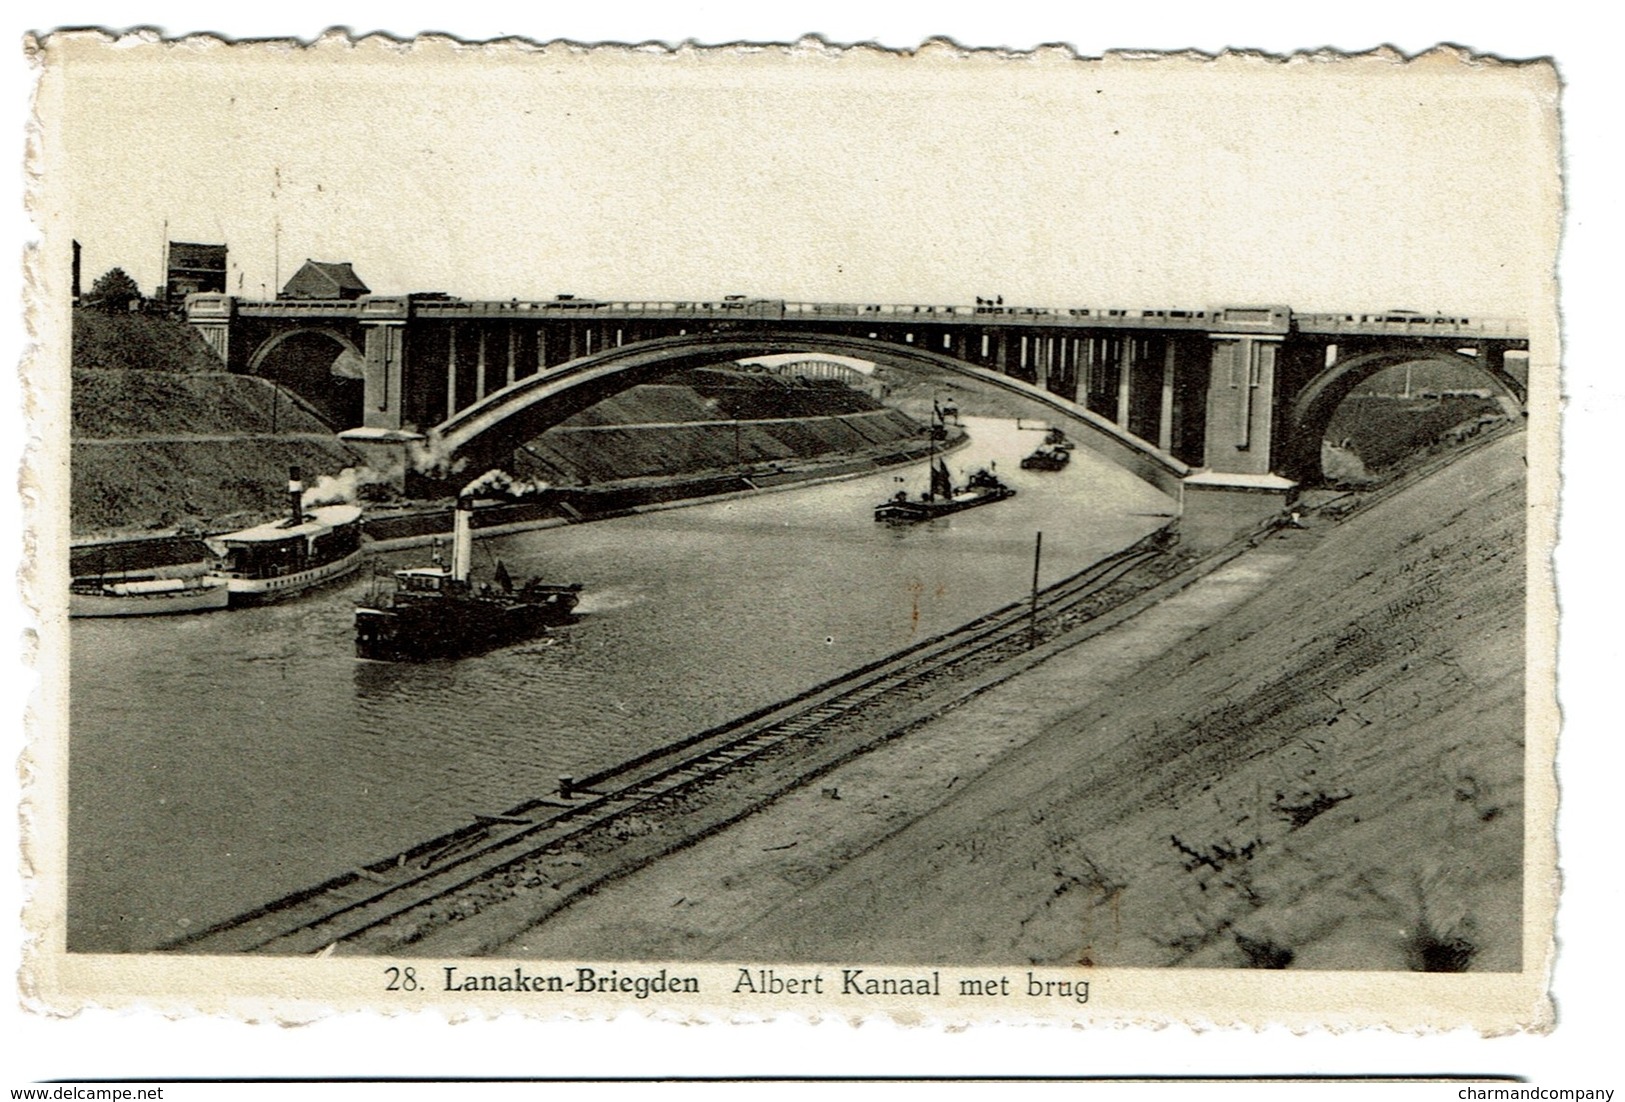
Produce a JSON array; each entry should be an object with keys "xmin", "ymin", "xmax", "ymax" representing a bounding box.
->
[
  {"xmin": 1280, "ymin": 347, "xmax": 1526, "ymax": 483},
  {"xmin": 245, "ymin": 326, "xmax": 364, "ymax": 376},
  {"xmin": 245, "ymin": 326, "xmax": 366, "ymax": 428},
  {"xmin": 431, "ymin": 330, "xmax": 1191, "ymax": 496}
]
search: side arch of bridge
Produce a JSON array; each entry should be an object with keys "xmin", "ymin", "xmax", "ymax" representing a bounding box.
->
[
  {"xmin": 433, "ymin": 330, "xmax": 1191, "ymax": 496},
  {"xmin": 245, "ymin": 326, "xmax": 365, "ymax": 376},
  {"xmin": 1280, "ymin": 347, "xmax": 1526, "ymax": 482}
]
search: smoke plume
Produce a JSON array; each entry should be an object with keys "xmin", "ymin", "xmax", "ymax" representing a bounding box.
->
[
  {"xmin": 302, "ymin": 466, "xmax": 394, "ymax": 507},
  {"xmin": 459, "ymin": 468, "xmax": 551, "ymax": 499},
  {"xmin": 408, "ymin": 430, "xmax": 468, "ymax": 477}
]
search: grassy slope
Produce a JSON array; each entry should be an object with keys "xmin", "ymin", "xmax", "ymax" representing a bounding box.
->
[
  {"xmin": 72, "ymin": 368, "xmax": 332, "ymax": 437},
  {"xmin": 72, "ymin": 367, "xmax": 358, "ymax": 534},
  {"xmin": 730, "ymin": 434, "xmax": 1527, "ymax": 971},
  {"xmin": 72, "ymin": 438, "xmax": 368, "ymax": 534},
  {"xmin": 71, "ymin": 307, "xmax": 225, "ymax": 374},
  {"xmin": 70, "ymin": 308, "xmax": 360, "ymax": 534}
]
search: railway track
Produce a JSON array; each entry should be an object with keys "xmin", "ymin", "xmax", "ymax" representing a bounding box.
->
[{"xmin": 165, "ymin": 535, "xmax": 1168, "ymax": 956}]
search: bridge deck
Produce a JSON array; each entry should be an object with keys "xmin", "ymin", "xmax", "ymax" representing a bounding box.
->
[{"xmin": 218, "ymin": 296, "xmax": 1527, "ymax": 341}]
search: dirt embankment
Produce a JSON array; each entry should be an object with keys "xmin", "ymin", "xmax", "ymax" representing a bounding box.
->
[
  {"xmin": 502, "ymin": 434, "xmax": 1528, "ymax": 972},
  {"xmin": 69, "ymin": 309, "xmax": 363, "ymax": 535},
  {"xmin": 513, "ymin": 369, "xmax": 924, "ymax": 486},
  {"xmin": 72, "ymin": 367, "xmax": 333, "ymax": 438},
  {"xmin": 71, "ymin": 369, "xmax": 362, "ymax": 535}
]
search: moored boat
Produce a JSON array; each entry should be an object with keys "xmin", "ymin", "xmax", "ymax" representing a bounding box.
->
[
  {"xmin": 205, "ymin": 468, "xmax": 364, "ymax": 606},
  {"xmin": 354, "ymin": 496, "xmax": 582, "ymax": 661},
  {"xmin": 69, "ymin": 573, "xmax": 230, "ymax": 618}
]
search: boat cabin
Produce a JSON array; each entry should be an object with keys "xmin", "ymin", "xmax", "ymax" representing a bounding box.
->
[
  {"xmin": 209, "ymin": 504, "xmax": 362, "ymax": 580},
  {"xmin": 390, "ymin": 566, "xmax": 470, "ymax": 595}
]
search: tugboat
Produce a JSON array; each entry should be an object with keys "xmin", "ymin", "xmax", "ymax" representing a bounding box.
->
[
  {"xmin": 205, "ymin": 468, "xmax": 364, "ymax": 606},
  {"xmin": 874, "ymin": 459, "xmax": 1015, "ymax": 522},
  {"xmin": 354, "ymin": 496, "xmax": 582, "ymax": 661}
]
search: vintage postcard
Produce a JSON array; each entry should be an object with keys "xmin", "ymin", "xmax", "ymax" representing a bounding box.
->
[{"xmin": 22, "ymin": 31, "xmax": 1560, "ymax": 1031}]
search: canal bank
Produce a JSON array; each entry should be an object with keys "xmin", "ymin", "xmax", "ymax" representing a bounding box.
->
[
  {"xmin": 359, "ymin": 430, "xmax": 968, "ymax": 551},
  {"xmin": 69, "ymin": 430, "xmax": 967, "ymax": 578},
  {"xmin": 451, "ymin": 432, "xmax": 1529, "ymax": 971}
]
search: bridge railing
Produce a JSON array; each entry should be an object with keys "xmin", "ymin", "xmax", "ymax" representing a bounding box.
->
[
  {"xmin": 409, "ymin": 297, "xmax": 1230, "ymax": 325},
  {"xmin": 236, "ymin": 299, "xmax": 365, "ymax": 317},
  {"xmin": 202, "ymin": 294, "xmax": 1529, "ymax": 342},
  {"xmin": 1294, "ymin": 312, "xmax": 1528, "ymax": 338}
]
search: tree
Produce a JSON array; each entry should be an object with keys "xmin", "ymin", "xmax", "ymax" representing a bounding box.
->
[{"xmin": 88, "ymin": 267, "xmax": 142, "ymax": 313}]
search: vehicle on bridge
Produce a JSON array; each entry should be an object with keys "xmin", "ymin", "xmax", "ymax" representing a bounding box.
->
[{"xmin": 354, "ymin": 497, "xmax": 581, "ymax": 661}]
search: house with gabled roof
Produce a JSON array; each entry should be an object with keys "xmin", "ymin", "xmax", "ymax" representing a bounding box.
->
[{"xmin": 280, "ymin": 260, "xmax": 371, "ymax": 300}]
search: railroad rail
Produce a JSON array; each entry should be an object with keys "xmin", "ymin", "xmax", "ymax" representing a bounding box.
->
[{"xmin": 165, "ymin": 537, "xmax": 1167, "ymax": 956}]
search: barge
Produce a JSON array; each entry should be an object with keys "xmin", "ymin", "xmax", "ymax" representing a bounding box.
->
[
  {"xmin": 874, "ymin": 460, "xmax": 1015, "ymax": 522},
  {"xmin": 69, "ymin": 573, "xmax": 229, "ymax": 618}
]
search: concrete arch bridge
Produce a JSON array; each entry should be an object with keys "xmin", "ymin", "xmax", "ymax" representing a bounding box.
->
[{"xmin": 186, "ymin": 293, "xmax": 1528, "ymax": 541}]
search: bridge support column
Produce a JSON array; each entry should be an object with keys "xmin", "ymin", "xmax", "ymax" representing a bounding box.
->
[
  {"xmin": 360, "ymin": 297, "xmax": 412, "ymax": 430},
  {"xmin": 194, "ymin": 321, "xmax": 230, "ymax": 366},
  {"xmin": 507, "ymin": 325, "xmax": 518, "ymax": 387},
  {"xmin": 1179, "ymin": 470, "xmax": 1297, "ymax": 549},
  {"xmin": 1474, "ymin": 339, "xmax": 1526, "ymax": 402},
  {"xmin": 1080, "ymin": 338, "xmax": 1097, "ymax": 412},
  {"xmin": 1202, "ymin": 333, "xmax": 1283, "ymax": 476},
  {"xmin": 336, "ymin": 427, "xmax": 425, "ymax": 492},
  {"xmin": 1116, "ymin": 338, "xmax": 1134, "ymax": 428},
  {"xmin": 475, "ymin": 327, "xmax": 488, "ymax": 401},
  {"xmin": 1179, "ymin": 331, "xmax": 1294, "ymax": 548},
  {"xmin": 184, "ymin": 294, "xmax": 237, "ymax": 369},
  {"xmin": 445, "ymin": 325, "xmax": 459, "ymax": 416},
  {"xmin": 1158, "ymin": 340, "xmax": 1176, "ymax": 453}
]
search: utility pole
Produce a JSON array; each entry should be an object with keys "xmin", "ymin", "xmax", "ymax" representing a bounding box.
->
[{"xmin": 1029, "ymin": 531, "xmax": 1043, "ymax": 649}]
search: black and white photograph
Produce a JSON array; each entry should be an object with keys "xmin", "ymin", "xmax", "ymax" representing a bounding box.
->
[{"xmin": 25, "ymin": 25, "xmax": 1560, "ymax": 1034}]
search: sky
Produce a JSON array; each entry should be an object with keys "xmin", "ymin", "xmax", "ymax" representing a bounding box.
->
[{"xmin": 39, "ymin": 35, "xmax": 1557, "ymax": 319}]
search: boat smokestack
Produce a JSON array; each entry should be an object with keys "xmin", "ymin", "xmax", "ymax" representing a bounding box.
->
[
  {"xmin": 451, "ymin": 496, "xmax": 474, "ymax": 583},
  {"xmin": 287, "ymin": 466, "xmax": 304, "ymax": 528}
]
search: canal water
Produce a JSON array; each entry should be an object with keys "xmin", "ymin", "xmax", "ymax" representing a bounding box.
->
[{"xmin": 67, "ymin": 418, "xmax": 1173, "ymax": 951}]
